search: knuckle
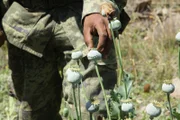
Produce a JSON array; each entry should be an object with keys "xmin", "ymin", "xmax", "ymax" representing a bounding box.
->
[
  {"xmin": 99, "ymin": 32, "xmax": 108, "ymax": 38},
  {"xmin": 96, "ymin": 17, "xmax": 104, "ymax": 24}
]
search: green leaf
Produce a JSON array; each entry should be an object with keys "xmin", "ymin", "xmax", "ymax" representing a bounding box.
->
[
  {"xmin": 177, "ymin": 104, "xmax": 180, "ymax": 113},
  {"xmin": 110, "ymin": 101, "xmax": 120, "ymax": 119},
  {"xmin": 173, "ymin": 104, "xmax": 180, "ymax": 119},
  {"xmin": 115, "ymin": 72, "xmax": 133, "ymax": 99},
  {"xmin": 110, "ymin": 90, "xmax": 121, "ymax": 102},
  {"xmin": 173, "ymin": 111, "xmax": 180, "ymax": 119}
]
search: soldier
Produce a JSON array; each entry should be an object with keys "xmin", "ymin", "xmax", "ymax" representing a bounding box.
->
[{"xmin": 0, "ymin": 0, "xmax": 129, "ymax": 120}]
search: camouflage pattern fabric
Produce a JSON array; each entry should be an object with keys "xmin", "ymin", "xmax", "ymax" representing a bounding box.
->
[
  {"xmin": 1, "ymin": 0, "xmax": 128, "ymax": 120},
  {"xmin": 2, "ymin": 0, "xmax": 128, "ymax": 58},
  {"xmin": 7, "ymin": 42, "xmax": 62, "ymax": 120}
]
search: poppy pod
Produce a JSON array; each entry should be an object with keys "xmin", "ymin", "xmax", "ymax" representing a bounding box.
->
[
  {"xmin": 146, "ymin": 101, "xmax": 161, "ymax": 118},
  {"xmin": 175, "ymin": 32, "xmax": 180, "ymax": 42},
  {"xmin": 86, "ymin": 101, "xmax": 99, "ymax": 113},
  {"xmin": 121, "ymin": 99, "xmax": 134, "ymax": 112},
  {"xmin": 66, "ymin": 68, "xmax": 82, "ymax": 84},
  {"xmin": 162, "ymin": 83, "xmax": 175, "ymax": 94},
  {"xmin": 71, "ymin": 50, "xmax": 83, "ymax": 60},
  {"xmin": 87, "ymin": 49, "xmax": 102, "ymax": 61},
  {"xmin": 109, "ymin": 19, "xmax": 121, "ymax": 31}
]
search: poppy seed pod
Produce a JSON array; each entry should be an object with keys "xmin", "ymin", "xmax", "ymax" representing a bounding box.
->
[
  {"xmin": 146, "ymin": 102, "xmax": 161, "ymax": 118},
  {"xmin": 71, "ymin": 51, "xmax": 83, "ymax": 60},
  {"xmin": 86, "ymin": 101, "xmax": 99, "ymax": 113},
  {"xmin": 121, "ymin": 99, "xmax": 134, "ymax": 112},
  {"xmin": 162, "ymin": 83, "xmax": 175, "ymax": 94},
  {"xmin": 66, "ymin": 68, "xmax": 82, "ymax": 84},
  {"xmin": 175, "ymin": 32, "xmax": 180, "ymax": 42},
  {"xmin": 87, "ymin": 49, "xmax": 102, "ymax": 61},
  {"xmin": 109, "ymin": 19, "xmax": 121, "ymax": 31}
]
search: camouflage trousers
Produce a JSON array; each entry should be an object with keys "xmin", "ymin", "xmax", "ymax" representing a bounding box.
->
[
  {"xmin": 8, "ymin": 42, "xmax": 62, "ymax": 120},
  {"xmin": 6, "ymin": 4, "xmax": 117, "ymax": 120}
]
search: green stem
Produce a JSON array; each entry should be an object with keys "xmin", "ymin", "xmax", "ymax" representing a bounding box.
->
[
  {"xmin": 72, "ymin": 84, "xmax": 80, "ymax": 120},
  {"xmin": 115, "ymin": 31, "xmax": 128, "ymax": 99},
  {"xmin": 109, "ymin": 23, "xmax": 122, "ymax": 86},
  {"xmin": 80, "ymin": 80, "xmax": 88, "ymax": 101},
  {"xmin": 178, "ymin": 46, "xmax": 180, "ymax": 78},
  {"xmin": 90, "ymin": 113, "xmax": 93, "ymax": 120},
  {"xmin": 95, "ymin": 64, "xmax": 111, "ymax": 120},
  {"xmin": 92, "ymin": 115, "xmax": 95, "ymax": 120},
  {"xmin": 115, "ymin": 31, "xmax": 124, "ymax": 76},
  {"xmin": 150, "ymin": 117, "xmax": 154, "ymax": 120},
  {"xmin": 124, "ymin": 80, "xmax": 128, "ymax": 99},
  {"xmin": 109, "ymin": 23, "xmax": 128, "ymax": 99},
  {"xmin": 78, "ymin": 84, "xmax": 82, "ymax": 120},
  {"xmin": 167, "ymin": 93, "xmax": 173, "ymax": 120}
]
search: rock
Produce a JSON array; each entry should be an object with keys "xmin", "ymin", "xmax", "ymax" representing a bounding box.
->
[
  {"xmin": 126, "ymin": 0, "xmax": 152, "ymax": 13},
  {"xmin": 144, "ymin": 83, "xmax": 151, "ymax": 93}
]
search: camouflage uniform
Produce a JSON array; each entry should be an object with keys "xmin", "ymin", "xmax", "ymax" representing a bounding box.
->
[{"xmin": 0, "ymin": 0, "xmax": 129, "ymax": 120}]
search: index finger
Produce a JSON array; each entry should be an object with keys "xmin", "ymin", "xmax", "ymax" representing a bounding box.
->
[
  {"xmin": 83, "ymin": 27, "xmax": 94, "ymax": 49},
  {"xmin": 95, "ymin": 20, "xmax": 109, "ymax": 52}
]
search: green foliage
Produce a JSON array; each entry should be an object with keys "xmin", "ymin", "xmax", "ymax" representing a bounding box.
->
[
  {"xmin": 109, "ymin": 101, "xmax": 120, "ymax": 119},
  {"xmin": 117, "ymin": 72, "xmax": 133, "ymax": 99},
  {"xmin": 173, "ymin": 104, "xmax": 180, "ymax": 119}
]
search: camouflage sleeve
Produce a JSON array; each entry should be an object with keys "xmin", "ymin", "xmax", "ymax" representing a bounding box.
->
[
  {"xmin": 82, "ymin": 0, "xmax": 101, "ymax": 21},
  {"xmin": 82, "ymin": 0, "xmax": 129, "ymax": 33},
  {"xmin": 82, "ymin": 0, "xmax": 127, "ymax": 22}
]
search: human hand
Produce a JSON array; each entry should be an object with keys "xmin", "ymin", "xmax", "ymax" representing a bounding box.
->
[
  {"xmin": 83, "ymin": 13, "xmax": 112, "ymax": 58},
  {"xmin": 0, "ymin": 30, "xmax": 6, "ymax": 47}
]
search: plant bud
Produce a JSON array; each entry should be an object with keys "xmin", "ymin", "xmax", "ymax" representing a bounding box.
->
[
  {"xmin": 86, "ymin": 101, "xmax": 99, "ymax": 113},
  {"xmin": 109, "ymin": 19, "xmax": 121, "ymax": 31},
  {"xmin": 87, "ymin": 49, "xmax": 102, "ymax": 61},
  {"xmin": 66, "ymin": 68, "xmax": 82, "ymax": 84},
  {"xmin": 146, "ymin": 101, "xmax": 161, "ymax": 118},
  {"xmin": 175, "ymin": 32, "xmax": 180, "ymax": 42},
  {"xmin": 121, "ymin": 99, "xmax": 134, "ymax": 112},
  {"xmin": 71, "ymin": 51, "xmax": 83, "ymax": 60},
  {"xmin": 162, "ymin": 83, "xmax": 175, "ymax": 94}
]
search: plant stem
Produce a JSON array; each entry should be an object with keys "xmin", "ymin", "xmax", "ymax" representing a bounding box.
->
[
  {"xmin": 178, "ymin": 46, "xmax": 180, "ymax": 78},
  {"xmin": 150, "ymin": 117, "xmax": 154, "ymax": 120},
  {"xmin": 124, "ymin": 78, "xmax": 128, "ymax": 99},
  {"xmin": 93, "ymin": 115, "xmax": 95, "ymax": 120},
  {"xmin": 78, "ymin": 84, "xmax": 82, "ymax": 120},
  {"xmin": 109, "ymin": 23, "xmax": 123, "ymax": 86},
  {"xmin": 80, "ymin": 79, "xmax": 88, "ymax": 101},
  {"xmin": 95, "ymin": 64, "xmax": 111, "ymax": 120},
  {"xmin": 90, "ymin": 113, "xmax": 93, "ymax": 120},
  {"xmin": 115, "ymin": 31, "xmax": 124, "ymax": 76},
  {"xmin": 72, "ymin": 84, "xmax": 80, "ymax": 120},
  {"xmin": 115, "ymin": 32, "xmax": 128, "ymax": 99},
  {"xmin": 109, "ymin": 23, "xmax": 128, "ymax": 99},
  {"xmin": 167, "ymin": 93, "xmax": 173, "ymax": 120}
]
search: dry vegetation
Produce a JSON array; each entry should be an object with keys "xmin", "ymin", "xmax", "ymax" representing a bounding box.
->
[{"xmin": 0, "ymin": 0, "xmax": 180, "ymax": 119}]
